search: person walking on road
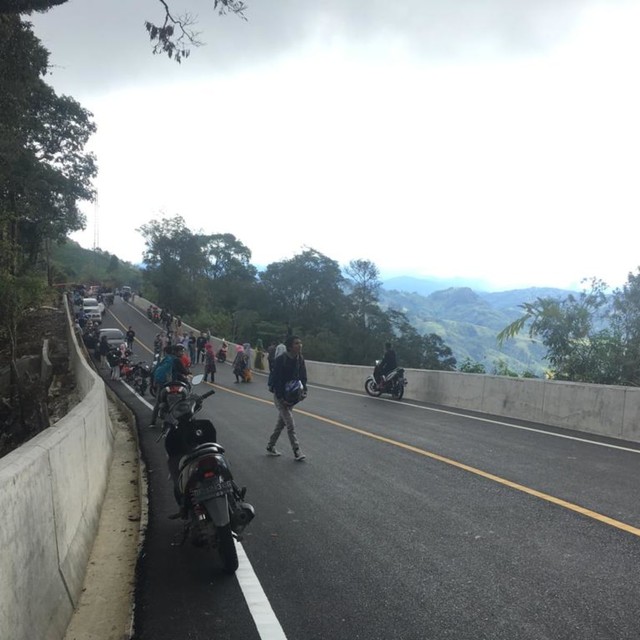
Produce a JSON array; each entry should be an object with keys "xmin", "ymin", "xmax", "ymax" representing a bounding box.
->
[
  {"xmin": 266, "ymin": 335, "xmax": 308, "ymax": 461},
  {"xmin": 125, "ymin": 326, "xmax": 135, "ymax": 351},
  {"xmin": 98, "ymin": 334, "xmax": 110, "ymax": 369},
  {"xmin": 203, "ymin": 343, "xmax": 217, "ymax": 383}
]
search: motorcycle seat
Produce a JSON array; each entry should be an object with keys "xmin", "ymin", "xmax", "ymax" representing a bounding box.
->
[{"xmin": 178, "ymin": 443, "xmax": 225, "ymax": 471}]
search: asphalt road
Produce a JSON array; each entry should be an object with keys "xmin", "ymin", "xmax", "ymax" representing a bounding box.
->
[{"xmin": 100, "ymin": 297, "xmax": 640, "ymax": 640}]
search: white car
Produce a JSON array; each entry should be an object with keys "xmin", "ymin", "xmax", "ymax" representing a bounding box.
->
[{"xmin": 82, "ymin": 298, "xmax": 102, "ymax": 324}]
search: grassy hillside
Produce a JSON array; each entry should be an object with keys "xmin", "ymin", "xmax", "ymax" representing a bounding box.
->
[
  {"xmin": 50, "ymin": 240, "xmax": 143, "ymax": 290},
  {"xmin": 378, "ymin": 285, "xmax": 569, "ymax": 375}
]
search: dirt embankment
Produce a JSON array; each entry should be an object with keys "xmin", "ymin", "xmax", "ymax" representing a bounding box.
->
[{"xmin": 0, "ymin": 301, "xmax": 77, "ymax": 457}]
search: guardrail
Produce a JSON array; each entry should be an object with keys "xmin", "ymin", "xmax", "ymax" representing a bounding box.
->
[
  {"xmin": 0, "ymin": 298, "xmax": 114, "ymax": 640},
  {"xmin": 132, "ymin": 295, "xmax": 640, "ymax": 444}
]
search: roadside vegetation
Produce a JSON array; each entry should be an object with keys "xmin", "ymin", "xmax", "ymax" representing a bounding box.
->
[{"xmin": 3, "ymin": 1, "xmax": 640, "ymax": 461}]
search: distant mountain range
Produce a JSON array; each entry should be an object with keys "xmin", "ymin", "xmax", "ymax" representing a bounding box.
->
[{"xmin": 380, "ymin": 276, "xmax": 577, "ymax": 375}]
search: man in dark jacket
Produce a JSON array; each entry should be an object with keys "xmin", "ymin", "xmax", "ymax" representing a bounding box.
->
[
  {"xmin": 266, "ymin": 335, "xmax": 308, "ymax": 461},
  {"xmin": 374, "ymin": 342, "xmax": 397, "ymax": 385}
]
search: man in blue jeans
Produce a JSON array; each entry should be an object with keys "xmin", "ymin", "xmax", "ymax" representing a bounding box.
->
[{"xmin": 266, "ymin": 335, "xmax": 308, "ymax": 461}]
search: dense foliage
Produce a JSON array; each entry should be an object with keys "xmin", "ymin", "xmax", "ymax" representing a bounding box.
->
[
  {"xmin": 498, "ymin": 276, "xmax": 640, "ymax": 386},
  {"xmin": 135, "ymin": 215, "xmax": 458, "ymax": 369},
  {"xmin": 0, "ymin": 2, "xmax": 96, "ymax": 439},
  {"xmin": 0, "ymin": 11, "xmax": 95, "ymax": 367}
]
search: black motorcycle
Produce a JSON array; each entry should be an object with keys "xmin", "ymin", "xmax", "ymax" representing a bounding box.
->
[
  {"xmin": 126, "ymin": 361, "xmax": 151, "ymax": 396},
  {"xmin": 365, "ymin": 362, "xmax": 407, "ymax": 400},
  {"xmin": 157, "ymin": 375, "xmax": 254, "ymax": 574}
]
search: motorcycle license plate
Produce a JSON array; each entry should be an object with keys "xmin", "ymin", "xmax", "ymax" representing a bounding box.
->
[{"xmin": 192, "ymin": 478, "xmax": 233, "ymax": 501}]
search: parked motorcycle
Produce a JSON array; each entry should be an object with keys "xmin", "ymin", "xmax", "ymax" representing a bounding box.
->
[
  {"xmin": 157, "ymin": 375, "xmax": 254, "ymax": 574},
  {"xmin": 148, "ymin": 351, "xmax": 162, "ymax": 398},
  {"xmin": 125, "ymin": 361, "xmax": 151, "ymax": 396},
  {"xmin": 365, "ymin": 362, "xmax": 407, "ymax": 400}
]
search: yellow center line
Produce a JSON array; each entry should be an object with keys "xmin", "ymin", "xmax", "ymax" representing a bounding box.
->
[
  {"xmin": 107, "ymin": 306, "xmax": 640, "ymax": 539},
  {"xmin": 294, "ymin": 407, "xmax": 640, "ymax": 538}
]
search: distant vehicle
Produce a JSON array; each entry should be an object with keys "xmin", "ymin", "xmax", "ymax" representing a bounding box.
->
[
  {"xmin": 121, "ymin": 285, "xmax": 132, "ymax": 302},
  {"xmin": 82, "ymin": 298, "xmax": 102, "ymax": 324},
  {"xmin": 95, "ymin": 328, "xmax": 125, "ymax": 352}
]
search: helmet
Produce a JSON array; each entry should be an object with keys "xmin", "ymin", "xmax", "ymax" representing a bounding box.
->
[{"xmin": 283, "ymin": 379, "xmax": 305, "ymax": 405}]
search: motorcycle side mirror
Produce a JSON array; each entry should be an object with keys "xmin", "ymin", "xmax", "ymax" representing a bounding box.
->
[{"xmin": 191, "ymin": 374, "xmax": 204, "ymax": 385}]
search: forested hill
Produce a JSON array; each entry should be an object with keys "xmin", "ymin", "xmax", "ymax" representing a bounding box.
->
[
  {"xmin": 379, "ymin": 282, "xmax": 577, "ymax": 375},
  {"xmin": 52, "ymin": 239, "xmax": 577, "ymax": 375}
]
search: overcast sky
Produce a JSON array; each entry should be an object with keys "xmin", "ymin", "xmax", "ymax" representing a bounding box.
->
[{"xmin": 30, "ymin": 0, "xmax": 640, "ymax": 291}]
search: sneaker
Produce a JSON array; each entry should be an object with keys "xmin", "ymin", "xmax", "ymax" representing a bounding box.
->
[
  {"xmin": 266, "ymin": 445, "xmax": 281, "ymax": 456},
  {"xmin": 294, "ymin": 449, "xmax": 306, "ymax": 461}
]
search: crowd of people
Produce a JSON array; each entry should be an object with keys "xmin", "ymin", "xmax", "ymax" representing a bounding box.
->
[{"xmin": 79, "ymin": 287, "xmax": 396, "ymax": 467}]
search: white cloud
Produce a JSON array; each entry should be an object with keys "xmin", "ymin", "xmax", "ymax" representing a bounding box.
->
[{"xmin": 32, "ymin": 1, "xmax": 640, "ymax": 290}]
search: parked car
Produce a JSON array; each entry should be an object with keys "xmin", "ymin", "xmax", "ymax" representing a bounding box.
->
[
  {"xmin": 82, "ymin": 297, "xmax": 102, "ymax": 324},
  {"xmin": 94, "ymin": 328, "xmax": 125, "ymax": 356}
]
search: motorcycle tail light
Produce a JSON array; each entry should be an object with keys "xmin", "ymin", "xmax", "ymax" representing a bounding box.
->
[
  {"xmin": 168, "ymin": 385, "xmax": 184, "ymax": 394},
  {"xmin": 196, "ymin": 455, "xmax": 219, "ymax": 476}
]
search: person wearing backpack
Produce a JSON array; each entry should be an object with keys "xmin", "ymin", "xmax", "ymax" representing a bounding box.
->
[
  {"xmin": 149, "ymin": 345, "xmax": 191, "ymax": 428},
  {"xmin": 266, "ymin": 335, "xmax": 308, "ymax": 461}
]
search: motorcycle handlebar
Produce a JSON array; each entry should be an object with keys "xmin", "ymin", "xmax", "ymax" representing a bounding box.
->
[{"xmin": 199, "ymin": 389, "xmax": 216, "ymax": 401}]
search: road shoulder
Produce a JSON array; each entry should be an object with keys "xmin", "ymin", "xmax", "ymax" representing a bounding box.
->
[{"xmin": 63, "ymin": 398, "xmax": 145, "ymax": 640}]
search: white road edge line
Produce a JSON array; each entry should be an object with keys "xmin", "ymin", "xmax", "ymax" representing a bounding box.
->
[
  {"xmin": 119, "ymin": 379, "xmax": 287, "ymax": 639},
  {"xmin": 236, "ymin": 541, "xmax": 288, "ymax": 640},
  {"xmin": 321, "ymin": 387, "xmax": 640, "ymax": 454}
]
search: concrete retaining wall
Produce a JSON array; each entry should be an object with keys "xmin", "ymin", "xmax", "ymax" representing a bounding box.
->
[
  {"xmin": 0, "ymin": 300, "xmax": 114, "ymax": 640},
  {"xmin": 131, "ymin": 295, "xmax": 640, "ymax": 444}
]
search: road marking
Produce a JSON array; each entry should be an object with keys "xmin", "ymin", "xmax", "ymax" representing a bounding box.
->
[
  {"xmin": 236, "ymin": 542, "xmax": 288, "ymax": 640},
  {"xmin": 205, "ymin": 383, "xmax": 640, "ymax": 537},
  {"xmin": 308, "ymin": 385, "xmax": 640, "ymax": 454},
  {"xmin": 290, "ymin": 407, "xmax": 640, "ymax": 539}
]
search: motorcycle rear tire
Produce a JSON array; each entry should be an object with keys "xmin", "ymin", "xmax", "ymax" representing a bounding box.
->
[
  {"xmin": 392, "ymin": 382, "xmax": 405, "ymax": 400},
  {"xmin": 218, "ymin": 524, "xmax": 238, "ymax": 574},
  {"xmin": 365, "ymin": 378, "xmax": 382, "ymax": 397}
]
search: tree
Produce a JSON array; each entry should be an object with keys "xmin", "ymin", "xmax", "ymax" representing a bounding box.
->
[
  {"xmin": 610, "ymin": 268, "xmax": 640, "ymax": 385},
  {"xmin": 0, "ymin": 14, "xmax": 96, "ymax": 276},
  {"xmin": 138, "ymin": 215, "xmax": 207, "ymax": 312},
  {"xmin": 203, "ymin": 233, "xmax": 256, "ymax": 281},
  {"xmin": 6, "ymin": 0, "xmax": 248, "ymax": 63},
  {"xmin": 260, "ymin": 249, "xmax": 347, "ymax": 331},
  {"xmin": 497, "ymin": 279, "xmax": 617, "ymax": 383},
  {"xmin": 420, "ymin": 333, "xmax": 457, "ymax": 371},
  {"xmin": 344, "ymin": 259, "xmax": 381, "ymax": 329},
  {"xmin": 459, "ymin": 358, "xmax": 486, "ymax": 374},
  {"xmin": 145, "ymin": 0, "xmax": 247, "ymax": 63}
]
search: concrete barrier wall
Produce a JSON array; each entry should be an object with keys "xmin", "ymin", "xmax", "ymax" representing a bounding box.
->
[
  {"xmin": 131, "ymin": 295, "xmax": 640, "ymax": 444},
  {"xmin": 0, "ymin": 299, "xmax": 114, "ymax": 640}
]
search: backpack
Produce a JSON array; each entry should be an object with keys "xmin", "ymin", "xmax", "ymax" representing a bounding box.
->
[{"xmin": 153, "ymin": 355, "xmax": 175, "ymax": 384}]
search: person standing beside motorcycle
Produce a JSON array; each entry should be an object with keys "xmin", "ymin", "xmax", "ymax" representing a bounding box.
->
[
  {"xmin": 374, "ymin": 342, "xmax": 397, "ymax": 386},
  {"xmin": 266, "ymin": 335, "xmax": 308, "ymax": 461}
]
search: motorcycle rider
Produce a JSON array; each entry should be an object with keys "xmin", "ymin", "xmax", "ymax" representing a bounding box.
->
[
  {"xmin": 149, "ymin": 344, "xmax": 191, "ymax": 428},
  {"xmin": 374, "ymin": 342, "xmax": 397, "ymax": 388}
]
